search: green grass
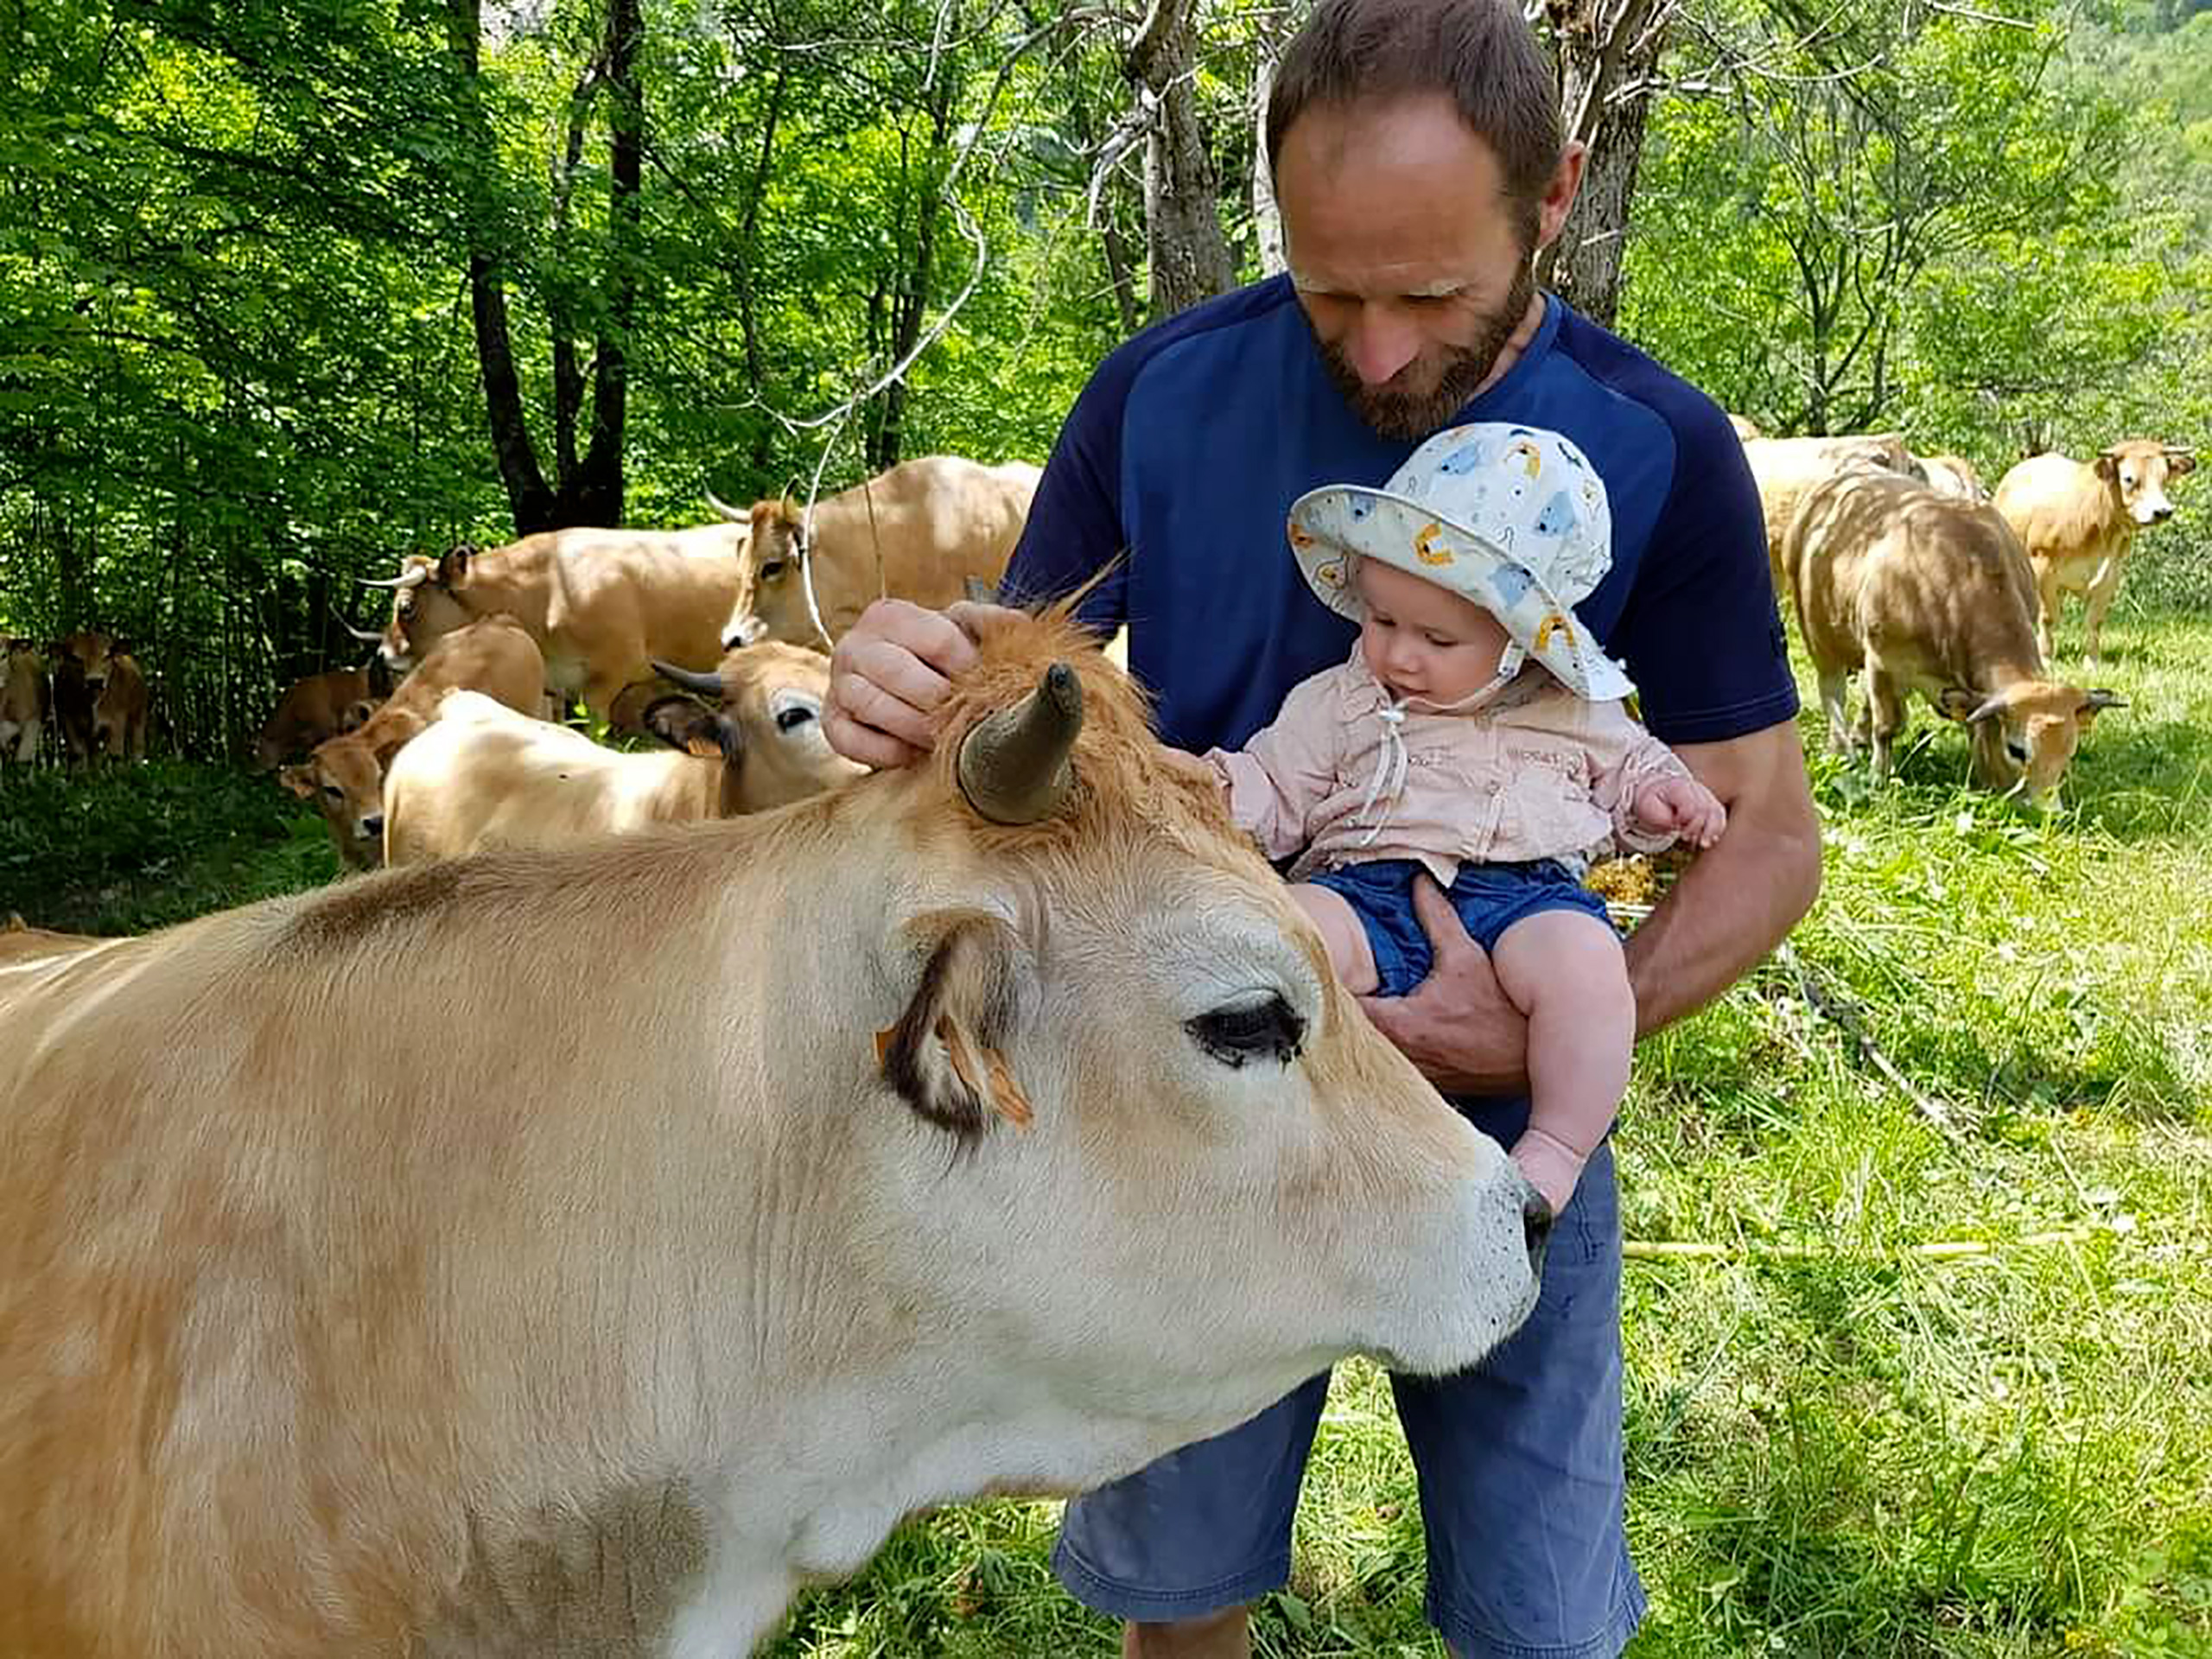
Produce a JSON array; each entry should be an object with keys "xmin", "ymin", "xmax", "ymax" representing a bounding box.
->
[{"xmin": 5, "ymin": 559, "xmax": 2208, "ymax": 1657}]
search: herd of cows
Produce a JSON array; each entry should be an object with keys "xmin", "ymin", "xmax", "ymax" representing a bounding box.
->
[
  {"xmin": 0, "ymin": 426, "xmax": 2196, "ymax": 1655},
  {"xmin": 3, "ymin": 427, "xmax": 2197, "ymax": 862},
  {"xmin": 1738, "ymin": 423, "xmax": 2192, "ymax": 803}
]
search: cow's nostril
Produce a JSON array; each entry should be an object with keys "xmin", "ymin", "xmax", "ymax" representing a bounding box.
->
[
  {"xmin": 1522, "ymin": 1192, "xmax": 1554, "ymax": 1276},
  {"xmin": 362, "ymin": 815, "xmax": 385, "ymax": 837}
]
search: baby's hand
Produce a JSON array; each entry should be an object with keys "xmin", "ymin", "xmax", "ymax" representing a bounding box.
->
[
  {"xmin": 1632, "ymin": 774, "xmax": 1726, "ymax": 849},
  {"xmin": 1510, "ymin": 1130, "xmax": 1586, "ymax": 1217}
]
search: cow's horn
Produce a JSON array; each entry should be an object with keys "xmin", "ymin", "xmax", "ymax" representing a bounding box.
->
[
  {"xmin": 1964, "ymin": 691, "xmax": 2009, "ymax": 724},
  {"xmin": 704, "ymin": 487, "xmax": 749, "ymax": 524},
  {"xmin": 650, "ymin": 658, "xmax": 725, "ymax": 696},
  {"xmin": 957, "ymin": 662, "xmax": 1083, "ymax": 825},
  {"xmin": 2082, "ymin": 688, "xmax": 2126, "ymax": 711},
  {"xmin": 337, "ymin": 619, "xmax": 385, "ymax": 643},
  {"xmin": 359, "ymin": 568, "xmax": 429, "ymax": 589}
]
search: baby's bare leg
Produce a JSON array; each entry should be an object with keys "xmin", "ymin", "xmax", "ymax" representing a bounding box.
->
[
  {"xmin": 1490, "ymin": 909, "xmax": 1634, "ymax": 1212},
  {"xmin": 1288, "ymin": 883, "xmax": 1380, "ymax": 995}
]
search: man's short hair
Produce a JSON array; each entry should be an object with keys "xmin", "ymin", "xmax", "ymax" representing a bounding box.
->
[{"xmin": 1266, "ymin": 0, "xmax": 1562, "ymax": 249}]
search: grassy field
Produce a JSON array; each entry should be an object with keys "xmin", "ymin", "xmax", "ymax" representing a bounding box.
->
[{"xmin": 3, "ymin": 553, "xmax": 2208, "ymax": 1658}]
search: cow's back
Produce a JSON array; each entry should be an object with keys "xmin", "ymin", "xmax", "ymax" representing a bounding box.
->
[
  {"xmin": 817, "ymin": 456, "xmax": 1040, "ymax": 619},
  {"xmin": 534, "ymin": 525, "xmax": 743, "ymax": 672},
  {"xmin": 1993, "ymin": 453, "xmax": 2113, "ymax": 575}
]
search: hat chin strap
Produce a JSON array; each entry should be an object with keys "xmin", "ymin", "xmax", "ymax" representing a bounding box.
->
[{"xmin": 1353, "ymin": 642, "xmax": 1528, "ymax": 849}]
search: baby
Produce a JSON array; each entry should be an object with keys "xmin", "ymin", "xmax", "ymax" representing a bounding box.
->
[{"xmin": 1199, "ymin": 423, "xmax": 1725, "ymax": 1213}]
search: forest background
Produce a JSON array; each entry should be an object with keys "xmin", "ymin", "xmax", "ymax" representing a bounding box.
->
[{"xmin": 3, "ymin": 0, "xmax": 2208, "ymax": 750}]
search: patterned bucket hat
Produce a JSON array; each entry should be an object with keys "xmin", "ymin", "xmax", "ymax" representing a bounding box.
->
[{"xmin": 1287, "ymin": 423, "xmax": 1632, "ymax": 702}]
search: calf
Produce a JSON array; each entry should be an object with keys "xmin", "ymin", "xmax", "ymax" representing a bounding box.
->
[
  {"xmin": 255, "ymin": 665, "xmax": 381, "ymax": 770},
  {"xmin": 283, "ymin": 613, "xmax": 544, "ymax": 870},
  {"xmin": 1993, "ymin": 440, "xmax": 2197, "ymax": 667},
  {"xmin": 384, "ymin": 644, "xmax": 861, "ymax": 864},
  {"xmin": 1785, "ymin": 468, "xmax": 2120, "ymax": 804}
]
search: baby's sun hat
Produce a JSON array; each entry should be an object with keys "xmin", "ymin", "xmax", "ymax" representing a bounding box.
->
[{"xmin": 1288, "ymin": 423, "xmax": 1632, "ymax": 702}]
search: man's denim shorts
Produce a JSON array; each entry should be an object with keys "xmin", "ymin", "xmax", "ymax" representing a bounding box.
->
[{"xmin": 1309, "ymin": 856, "xmax": 1618, "ymax": 997}]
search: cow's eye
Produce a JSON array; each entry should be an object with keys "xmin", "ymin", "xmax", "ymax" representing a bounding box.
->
[
  {"xmin": 1186, "ymin": 994, "xmax": 1304, "ymax": 1069},
  {"xmin": 760, "ymin": 559, "xmax": 788, "ymax": 581},
  {"xmin": 773, "ymin": 702, "xmax": 817, "ymax": 733},
  {"xmin": 322, "ymin": 785, "xmax": 345, "ymax": 803}
]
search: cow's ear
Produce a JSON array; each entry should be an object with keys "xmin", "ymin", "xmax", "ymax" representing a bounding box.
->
[
  {"xmin": 2094, "ymin": 451, "xmax": 2121, "ymax": 480},
  {"xmin": 338, "ymin": 699, "xmax": 377, "ymax": 734},
  {"xmin": 2165, "ymin": 449, "xmax": 2197, "ymax": 477},
  {"xmin": 876, "ymin": 910, "xmax": 1034, "ymax": 1143},
  {"xmin": 1936, "ymin": 687, "xmax": 1981, "ymax": 721},
  {"xmin": 643, "ymin": 696, "xmax": 721, "ymax": 759},
  {"xmin": 436, "ymin": 543, "xmax": 473, "ymax": 586},
  {"xmin": 279, "ymin": 764, "xmax": 316, "ymax": 799}
]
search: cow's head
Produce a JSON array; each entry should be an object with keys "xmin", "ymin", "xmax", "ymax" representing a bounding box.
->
[
  {"xmin": 645, "ymin": 643, "xmax": 865, "ymax": 813},
  {"xmin": 1945, "ymin": 682, "xmax": 2123, "ymax": 805},
  {"xmin": 719, "ymin": 499, "xmax": 816, "ymax": 651},
  {"xmin": 787, "ymin": 608, "xmax": 1545, "ymax": 1452},
  {"xmin": 283, "ymin": 729, "xmax": 399, "ymax": 868},
  {"xmin": 2095, "ymin": 440, "xmax": 2197, "ymax": 528},
  {"xmin": 366, "ymin": 546, "xmax": 479, "ymax": 674},
  {"xmin": 54, "ymin": 630, "xmax": 118, "ymax": 690}
]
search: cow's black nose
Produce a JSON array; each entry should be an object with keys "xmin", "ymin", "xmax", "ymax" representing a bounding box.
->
[
  {"xmin": 362, "ymin": 814, "xmax": 385, "ymax": 838},
  {"xmin": 1523, "ymin": 1192, "xmax": 1554, "ymax": 1278}
]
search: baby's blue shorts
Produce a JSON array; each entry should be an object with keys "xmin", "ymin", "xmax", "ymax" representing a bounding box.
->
[{"xmin": 1312, "ymin": 855, "xmax": 1618, "ymax": 996}]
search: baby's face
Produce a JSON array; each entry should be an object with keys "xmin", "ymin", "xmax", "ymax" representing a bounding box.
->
[{"xmin": 1353, "ymin": 559, "xmax": 1512, "ymax": 704}]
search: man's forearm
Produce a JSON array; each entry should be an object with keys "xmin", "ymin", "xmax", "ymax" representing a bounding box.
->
[{"xmin": 1624, "ymin": 726, "xmax": 1823, "ymax": 1038}]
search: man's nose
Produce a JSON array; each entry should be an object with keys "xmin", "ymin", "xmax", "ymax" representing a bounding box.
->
[{"xmin": 1346, "ymin": 303, "xmax": 1421, "ymax": 386}]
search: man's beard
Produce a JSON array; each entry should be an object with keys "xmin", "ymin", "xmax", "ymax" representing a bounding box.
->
[{"xmin": 1314, "ymin": 261, "xmax": 1536, "ymax": 442}]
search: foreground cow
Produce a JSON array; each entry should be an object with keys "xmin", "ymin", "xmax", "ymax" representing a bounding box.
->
[
  {"xmin": 1, "ymin": 640, "xmax": 45, "ymax": 766},
  {"xmin": 255, "ymin": 665, "xmax": 382, "ymax": 770},
  {"xmin": 1785, "ymin": 469, "xmax": 2120, "ymax": 804},
  {"xmin": 1743, "ymin": 433, "xmax": 1927, "ymax": 593},
  {"xmin": 715, "ymin": 455, "xmax": 1041, "ymax": 650},
  {"xmin": 384, "ymin": 645, "xmax": 862, "ymax": 864},
  {"xmin": 283, "ymin": 614, "xmax": 544, "ymax": 870},
  {"xmin": 1993, "ymin": 440, "xmax": 2198, "ymax": 667},
  {"xmin": 370, "ymin": 524, "xmax": 743, "ymax": 720},
  {"xmin": 0, "ymin": 608, "xmax": 1545, "ymax": 1658}
]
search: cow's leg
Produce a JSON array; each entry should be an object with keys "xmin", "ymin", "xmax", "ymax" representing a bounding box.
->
[
  {"xmin": 1817, "ymin": 668, "xmax": 1854, "ymax": 755},
  {"xmin": 2082, "ymin": 557, "xmax": 2124, "ymax": 670},
  {"xmin": 2035, "ymin": 569, "xmax": 2065, "ymax": 664},
  {"xmin": 664, "ymin": 1524, "xmax": 794, "ymax": 1659},
  {"xmin": 1864, "ymin": 656, "xmax": 1905, "ymax": 783}
]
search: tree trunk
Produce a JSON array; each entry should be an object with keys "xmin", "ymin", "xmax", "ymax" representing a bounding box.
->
[
  {"xmin": 1249, "ymin": 3, "xmax": 1293, "ymax": 280},
  {"xmin": 1126, "ymin": 0, "xmax": 1236, "ymax": 319},
  {"xmin": 565, "ymin": 0, "xmax": 641, "ymax": 528},
  {"xmin": 1537, "ymin": 0, "xmax": 1673, "ymax": 329}
]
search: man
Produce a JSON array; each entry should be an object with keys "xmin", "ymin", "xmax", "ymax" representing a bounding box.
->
[{"xmin": 822, "ymin": 2, "xmax": 1822, "ymax": 1654}]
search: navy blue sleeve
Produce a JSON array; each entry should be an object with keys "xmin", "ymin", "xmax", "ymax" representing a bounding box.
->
[
  {"xmin": 1610, "ymin": 397, "xmax": 1798, "ymax": 747},
  {"xmin": 1000, "ymin": 353, "xmax": 1134, "ymax": 635}
]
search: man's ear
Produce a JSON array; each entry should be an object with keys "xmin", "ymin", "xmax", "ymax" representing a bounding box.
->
[{"xmin": 875, "ymin": 909, "xmax": 1033, "ymax": 1142}]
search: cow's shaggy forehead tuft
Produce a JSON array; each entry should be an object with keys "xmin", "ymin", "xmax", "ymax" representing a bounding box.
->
[{"xmin": 925, "ymin": 607, "xmax": 1233, "ymax": 850}]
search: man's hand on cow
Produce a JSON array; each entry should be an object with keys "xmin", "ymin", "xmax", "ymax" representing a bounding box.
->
[
  {"xmin": 824, "ymin": 598, "xmax": 1019, "ymax": 768},
  {"xmin": 1356, "ymin": 874, "xmax": 1532, "ymax": 1096}
]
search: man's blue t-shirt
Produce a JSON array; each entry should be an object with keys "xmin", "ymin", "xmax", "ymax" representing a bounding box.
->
[{"xmin": 1003, "ymin": 277, "xmax": 1796, "ymax": 756}]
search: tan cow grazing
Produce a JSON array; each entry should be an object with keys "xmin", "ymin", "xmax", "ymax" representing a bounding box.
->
[
  {"xmin": 1743, "ymin": 433, "xmax": 1928, "ymax": 594},
  {"xmin": 716, "ymin": 454, "xmax": 1042, "ymax": 651},
  {"xmin": 254, "ymin": 665, "xmax": 381, "ymax": 770},
  {"xmin": 1916, "ymin": 454, "xmax": 1989, "ymax": 504},
  {"xmin": 283, "ymin": 613, "xmax": 544, "ymax": 871},
  {"xmin": 1785, "ymin": 469, "xmax": 2121, "ymax": 804},
  {"xmin": 88, "ymin": 649, "xmax": 150, "ymax": 761},
  {"xmin": 0, "ymin": 607, "xmax": 1547, "ymax": 1659},
  {"xmin": 1, "ymin": 640, "xmax": 46, "ymax": 765},
  {"xmin": 384, "ymin": 645, "xmax": 863, "ymax": 864},
  {"xmin": 369, "ymin": 522, "xmax": 744, "ymax": 720},
  {"xmin": 1993, "ymin": 440, "xmax": 2198, "ymax": 668},
  {"xmin": 0, "ymin": 914, "xmax": 101, "ymax": 963}
]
